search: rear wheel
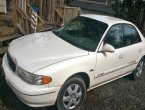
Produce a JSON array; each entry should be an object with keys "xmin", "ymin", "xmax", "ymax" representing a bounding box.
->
[
  {"xmin": 131, "ymin": 58, "xmax": 144, "ymax": 80},
  {"xmin": 56, "ymin": 76, "xmax": 86, "ymax": 110}
]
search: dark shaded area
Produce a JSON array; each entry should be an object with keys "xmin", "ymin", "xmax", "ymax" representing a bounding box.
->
[
  {"xmin": 67, "ymin": 0, "xmax": 114, "ymax": 14},
  {"xmin": 0, "ymin": 67, "xmax": 145, "ymax": 110},
  {"xmin": 112, "ymin": 0, "xmax": 145, "ymax": 31}
]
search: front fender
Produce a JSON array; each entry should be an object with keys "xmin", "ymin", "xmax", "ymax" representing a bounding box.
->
[{"xmin": 34, "ymin": 53, "xmax": 96, "ymax": 87}]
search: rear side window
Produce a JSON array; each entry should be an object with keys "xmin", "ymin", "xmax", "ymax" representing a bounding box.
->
[{"xmin": 123, "ymin": 24, "xmax": 141, "ymax": 46}]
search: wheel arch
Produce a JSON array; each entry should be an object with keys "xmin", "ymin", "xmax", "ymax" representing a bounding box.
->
[
  {"xmin": 143, "ymin": 55, "xmax": 145, "ymax": 60},
  {"xmin": 141, "ymin": 55, "xmax": 145, "ymax": 64},
  {"xmin": 67, "ymin": 72, "xmax": 90, "ymax": 90},
  {"xmin": 56, "ymin": 72, "xmax": 88, "ymax": 110}
]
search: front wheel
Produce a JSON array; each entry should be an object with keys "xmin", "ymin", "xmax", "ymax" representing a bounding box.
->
[
  {"xmin": 131, "ymin": 58, "xmax": 144, "ymax": 80},
  {"xmin": 56, "ymin": 76, "xmax": 86, "ymax": 110}
]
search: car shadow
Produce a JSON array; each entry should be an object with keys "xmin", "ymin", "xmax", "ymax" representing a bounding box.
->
[
  {"xmin": 124, "ymin": 67, "xmax": 145, "ymax": 81},
  {"xmin": 0, "ymin": 69, "xmax": 57, "ymax": 110}
]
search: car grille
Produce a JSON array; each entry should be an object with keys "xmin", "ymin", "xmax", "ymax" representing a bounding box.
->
[{"xmin": 7, "ymin": 52, "xmax": 16, "ymax": 72}]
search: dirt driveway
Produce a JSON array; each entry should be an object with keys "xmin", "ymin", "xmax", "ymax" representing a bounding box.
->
[{"xmin": 0, "ymin": 68, "xmax": 145, "ymax": 110}]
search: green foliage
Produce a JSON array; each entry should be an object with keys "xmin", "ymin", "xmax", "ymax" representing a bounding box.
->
[{"xmin": 112, "ymin": 0, "xmax": 145, "ymax": 30}]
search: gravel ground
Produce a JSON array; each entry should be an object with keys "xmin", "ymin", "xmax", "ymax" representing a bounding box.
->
[{"xmin": 0, "ymin": 68, "xmax": 145, "ymax": 110}]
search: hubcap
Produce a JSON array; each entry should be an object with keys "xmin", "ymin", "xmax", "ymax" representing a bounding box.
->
[
  {"xmin": 63, "ymin": 84, "xmax": 82, "ymax": 109},
  {"xmin": 136, "ymin": 61, "xmax": 144, "ymax": 77}
]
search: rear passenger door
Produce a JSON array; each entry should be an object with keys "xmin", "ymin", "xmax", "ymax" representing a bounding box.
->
[{"xmin": 122, "ymin": 24, "xmax": 143, "ymax": 74}]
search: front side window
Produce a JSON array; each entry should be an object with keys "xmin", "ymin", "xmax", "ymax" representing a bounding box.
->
[
  {"xmin": 104, "ymin": 24, "xmax": 123, "ymax": 49},
  {"xmin": 53, "ymin": 16, "xmax": 108, "ymax": 51},
  {"xmin": 123, "ymin": 24, "xmax": 141, "ymax": 46}
]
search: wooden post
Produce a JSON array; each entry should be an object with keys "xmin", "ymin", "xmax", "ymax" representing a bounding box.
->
[
  {"xmin": 13, "ymin": 0, "xmax": 18, "ymax": 33},
  {"xmin": 39, "ymin": 0, "xmax": 43, "ymax": 18},
  {"xmin": 25, "ymin": 0, "xmax": 29, "ymax": 34}
]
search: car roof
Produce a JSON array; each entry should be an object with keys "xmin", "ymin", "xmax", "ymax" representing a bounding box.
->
[{"xmin": 81, "ymin": 14, "xmax": 132, "ymax": 26}]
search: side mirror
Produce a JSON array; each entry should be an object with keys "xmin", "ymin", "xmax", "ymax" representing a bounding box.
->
[{"xmin": 102, "ymin": 44, "xmax": 115, "ymax": 53}]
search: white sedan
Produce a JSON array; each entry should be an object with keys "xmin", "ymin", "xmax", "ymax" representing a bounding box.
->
[{"xmin": 2, "ymin": 14, "xmax": 145, "ymax": 110}]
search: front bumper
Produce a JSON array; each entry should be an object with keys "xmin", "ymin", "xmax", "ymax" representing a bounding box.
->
[{"xmin": 2, "ymin": 54, "xmax": 61, "ymax": 107}]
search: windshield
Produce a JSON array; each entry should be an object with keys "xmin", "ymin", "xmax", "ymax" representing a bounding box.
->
[{"xmin": 53, "ymin": 16, "xmax": 108, "ymax": 51}]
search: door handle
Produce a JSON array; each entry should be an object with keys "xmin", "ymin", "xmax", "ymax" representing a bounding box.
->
[
  {"xmin": 139, "ymin": 48, "xmax": 142, "ymax": 53},
  {"xmin": 119, "ymin": 54, "xmax": 123, "ymax": 59}
]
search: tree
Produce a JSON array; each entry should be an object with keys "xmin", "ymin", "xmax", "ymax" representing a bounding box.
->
[{"xmin": 112, "ymin": 0, "xmax": 145, "ymax": 31}]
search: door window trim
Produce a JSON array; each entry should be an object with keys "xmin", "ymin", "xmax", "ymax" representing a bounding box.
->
[
  {"xmin": 97, "ymin": 23, "xmax": 142, "ymax": 53},
  {"xmin": 98, "ymin": 24, "xmax": 124, "ymax": 52},
  {"xmin": 122, "ymin": 23, "xmax": 142, "ymax": 47}
]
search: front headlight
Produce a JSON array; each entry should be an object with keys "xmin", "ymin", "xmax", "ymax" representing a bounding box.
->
[{"xmin": 17, "ymin": 67, "xmax": 52, "ymax": 85}]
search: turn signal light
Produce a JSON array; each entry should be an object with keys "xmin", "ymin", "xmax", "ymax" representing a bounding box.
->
[{"xmin": 42, "ymin": 76, "xmax": 52, "ymax": 84}]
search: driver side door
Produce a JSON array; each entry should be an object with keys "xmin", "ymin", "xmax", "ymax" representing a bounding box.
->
[{"xmin": 93, "ymin": 24, "xmax": 125, "ymax": 86}]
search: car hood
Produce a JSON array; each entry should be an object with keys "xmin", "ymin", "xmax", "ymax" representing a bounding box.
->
[{"xmin": 8, "ymin": 31, "xmax": 89, "ymax": 73}]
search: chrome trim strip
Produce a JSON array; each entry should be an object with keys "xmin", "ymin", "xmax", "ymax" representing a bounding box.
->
[
  {"xmin": 88, "ymin": 71, "xmax": 132, "ymax": 91},
  {"xmin": 95, "ymin": 61, "xmax": 138, "ymax": 79}
]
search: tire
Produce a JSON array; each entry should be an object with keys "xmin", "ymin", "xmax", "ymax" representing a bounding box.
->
[
  {"xmin": 56, "ymin": 76, "xmax": 86, "ymax": 110},
  {"xmin": 131, "ymin": 58, "xmax": 144, "ymax": 80}
]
